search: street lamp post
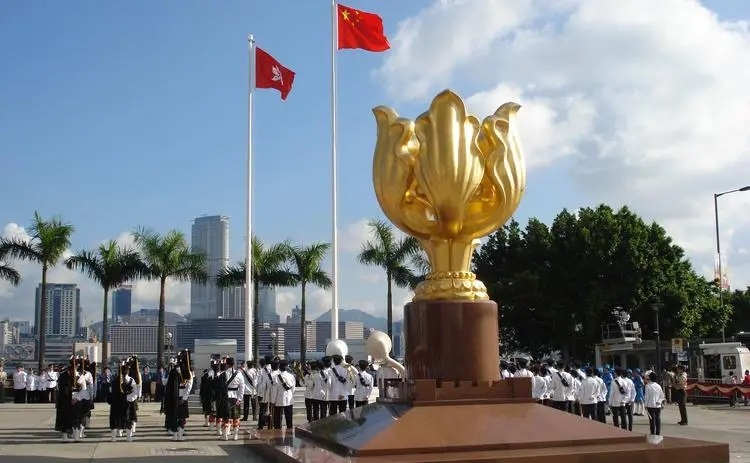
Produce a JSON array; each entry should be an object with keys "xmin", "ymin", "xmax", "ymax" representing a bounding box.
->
[
  {"xmin": 713, "ymin": 185, "xmax": 750, "ymax": 342},
  {"xmin": 651, "ymin": 302, "xmax": 664, "ymax": 378}
]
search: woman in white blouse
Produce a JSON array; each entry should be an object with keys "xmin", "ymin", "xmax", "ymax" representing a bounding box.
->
[{"xmin": 644, "ymin": 371, "xmax": 666, "ymax": 436}]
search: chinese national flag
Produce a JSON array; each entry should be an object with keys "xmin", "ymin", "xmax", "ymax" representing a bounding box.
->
[
  {"xmin": 255, "ymin": 47, "xmax": 296, "ymax": 100},
  {"xmin": 337, "ymin": 3, "xmax": 390, "ymax": 52}
]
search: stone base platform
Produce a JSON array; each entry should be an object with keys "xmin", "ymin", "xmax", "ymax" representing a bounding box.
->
[{"xmin": 248, "ymin": 402, "xmax": 730, "ymax": 463}]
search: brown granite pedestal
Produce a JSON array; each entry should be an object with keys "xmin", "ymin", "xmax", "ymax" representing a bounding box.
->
[{"xmin": 248, "ymin": 300, "xmax": 730, "ymax": 463}]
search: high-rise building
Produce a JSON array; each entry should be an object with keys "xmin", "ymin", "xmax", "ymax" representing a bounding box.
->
[
  {"xmin": 110, "ymin": 324, "xmax": 176, "ymax": 366},
  {"xmin": 287, "ymin": 305, "xmax": 302, "ymax": 323},
  {"xmin": 112, "ymin": 285, "xmax": 133, "ymax": 324},
  {"xmin": 0, "ymin": 320, "xmax": 17, "ymax": 346},
  {"xmin": 314, "ymin": 321, "xmax": 365, "ymax": 351},
  {"xmin": 10, "ymin": 321, "xmax": 31, "ymax": 335},
  {"xmin": 34, "ymin": 283, "xmax": 80, "ymax": 337},
  {"xmin": 224, "ymin": 284, "xmax": 279, "ymax": 322},
  {"xmin": 224, "ymin": 285, "xmax": 246, "ymax": 319},
  {"xmin": 190, "ymin": 215, "xmax": 230, "ymax": 320},
  {"xmin": 258, "ymin": 285, "xmax": 278, "ymax": 324}
]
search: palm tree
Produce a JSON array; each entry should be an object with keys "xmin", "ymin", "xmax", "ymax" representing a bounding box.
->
[
  {"xmin": 0, "ymin": 250, "xmax": 20, "ymax": 286},
  {"xmin": 408, "ymin": 250, "xmax": 431, "ymax": 290},
  {"xmin": 65, "ymin": 240, "xmax": 147, "ymax": 366},
  {"xmin": 289, "ymin": 242, "xmax": 332, "ymax": 365},
  {"xmin": 217, "ymin": 237, "xmax": 296, "ymax": 361},
  {"xmin": 0, "ymin": 212, "xmax": 73, "ymax": 370},
  {"xmin": 133, "ymin": 228, "xmax": 207, "ymax": 368},
  {"xmin": 357, "ymin": 220, "xmax": 419, "ymax": 341}
]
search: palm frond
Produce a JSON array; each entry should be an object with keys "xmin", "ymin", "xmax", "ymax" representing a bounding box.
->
[
  {"xmin": 411, "ymin": 250, "xmax": 431, "ymax": 276},
  {"xmin": 253, "ymin": 238, "xmax": 293, "ymax": 280},
  {"xmin": 217, "ymin": 262, "xmax": 247, "ymax": 288},
  {"xmin": 28, "ymin": 212, "xmax": 74, "ymax": 264},
  {"xmin": 290, "ymin": 242, "xmax": 331, "ymax": 287},
  {"xmin": 133, "ymin": 228, "xmax": 206, "ymax": 283},
  {"xmin": 168, "ymin": 249, "xmax": 208, "ymax": 284},
  {"xmin": 118, "ymin": 248, "xmax": 150, "ymax": 282},
  {"xmin": 264, "ymin": 269, "xmax": 297, "ymax": 288},
  {"xmin": 392, "ymin": 265, "xmax": 416, "ymax": 289},
  {"xmin": 393, "ymin": 236, "xmax": 420, "ymax": 262},
  {"xmin": 65, "ymin": 251, "xmax": 105, "ymax": 285},
  {"xmin": 66, "ymin": 241, "xmax": 148, "ymax": 290},
  {"xmin": 132, "ymin": 227, "xmax": 163, "ymax": 277},
  {"xmin": 357, "ymin": 219, "xmax": 419, "ymax": 273},
  {"xmin": 0, "ymin": 264, "xmax": 21, "ymax": 286},
  {"xmin": 0, "ymin": 238, "xmax": 43, "ymax": 264},
  {"xmin": 307, "ymin": 269, "xmax": 333, "ymax": 289},
  {"xmin": 358, "ymin": 244, "xmax": 387, "ymax": 266},
  {"xmin": 370, "ymin": 219, "xmax": 395, "ymax": 254}
]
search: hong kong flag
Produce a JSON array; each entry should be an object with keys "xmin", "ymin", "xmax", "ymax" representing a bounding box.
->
[{"xmin": 255, "ymin": 47, "xmax": 296, "ymax": 100}]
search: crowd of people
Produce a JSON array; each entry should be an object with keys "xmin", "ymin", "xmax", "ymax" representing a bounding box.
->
[
  {"xmin": 2, "ymin": 364, "xmax": 60, "ymax": 404},
  {"xmin": 505, "ymin": 358, "xmax": 682, "ymax": 436},
  {"xmin": 3, "ymin": 351, "xmax": 716, "ymax": 443},
  {"xmin": 0, "ymin": 348, "xmax": 387, "ymax": 444},
  {"xmin": 197, "ymin": 353, "xmax": 377, "ymax": 438},
  {"xmin": 45, "ymin": 351, "xmax": 195, "ymax": 443}
]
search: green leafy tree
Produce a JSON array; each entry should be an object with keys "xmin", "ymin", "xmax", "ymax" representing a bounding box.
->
[
  {"xmin": 474, "ymin": 205, "xmax": 726, "ymax": 361},
  {"xmin": 357, "ymin": 220, "xmax": 419, "ymax": 341},
  {"xmin": 217, "ymin": 237, "xmax": 296, "ymax": 360},
  {"xmin": 727, "ymin": 288, "xmax": 750, "ymax": 335},
  {"xmin": 0, "ymin": 212, "xmax": 74, "ymax": 370},
  {"xmin": 133, "ymin": 228, "xmax": 207, "ymax": 368},
  {"xmin": 65, "ymin": 240, "xmax": 147, "ymax": 365},
  {"xmin": 288, "ymin": 243, "xmax": 332, "ymax": 365}
]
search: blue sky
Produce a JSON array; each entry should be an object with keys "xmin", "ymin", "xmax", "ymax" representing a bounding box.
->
[{"xmin": 2, "ymin": 0, "xmax": 750, "ymax": 324}]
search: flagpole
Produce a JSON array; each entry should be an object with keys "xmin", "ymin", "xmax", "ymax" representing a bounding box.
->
[
  {"xmin": 330, "ymin": 0, "xmax": 340, "ymax": 341},
  {"xmin": 245, "ymin": 34, "xmax": 255, "ymax": 360}
]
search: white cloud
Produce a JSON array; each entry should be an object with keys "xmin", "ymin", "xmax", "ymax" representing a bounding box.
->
[
  {"xmin": 377, "ymin": 0, "xmax": 540, "ymax": 100},
  {"xmin": 379, "ymin": 0, "xmax": 750, "ymax": 289},
  {"xmin": 273, "ymin": 287, "xmax": 333, "ymax": 321},
  {"xmin": 276, "ymin": 290, "xmax": 297, "ymax": 318},
  {"xmin": 466, "ymin": 84, "xmax": 597, "ymax": 168},
  {"xmin": 0, "ymin": 223, "xmax": 191, "ymax": 324},
  {"xmin": 339, "ymin": 219, "xmax": 372, "ymax": 253},
  {"xmin": 357, "ymin": 271, "xmax": 384, "ymax": 284}
]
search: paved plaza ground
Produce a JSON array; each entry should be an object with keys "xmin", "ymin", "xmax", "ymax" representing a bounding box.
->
[{"xmin": 0, "ymin": 401, "xmax": 747, "ymax": 462}]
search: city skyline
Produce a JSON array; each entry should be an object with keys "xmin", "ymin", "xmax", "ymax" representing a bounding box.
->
[{"xmin": 2, "ymin": 1, "xmax": 750, "ymax": 325}]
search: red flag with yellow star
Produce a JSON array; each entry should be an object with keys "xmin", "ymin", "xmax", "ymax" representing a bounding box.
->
[{"xmin": 337, "ymin": 3, "xmax": 390, "ymax": 52}]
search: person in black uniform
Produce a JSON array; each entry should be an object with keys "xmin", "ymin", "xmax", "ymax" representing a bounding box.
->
[
  {"xmin": 108, "ymin": 360, "xmax": 129, "ymax": 441},
  {"xmin": 55, "ymin": 356, "xmax": 76, "ymax": 442},
  {"xmin": 163, "ymin": 357, "xmax": 180, "ymax": 436},
  {"xmin": 200, "ymin": 367, "xmax": 214, "ymax": 427},
  {"xmin": 175, "ymin": 350, "xmax": 193, "ymax": 440}
]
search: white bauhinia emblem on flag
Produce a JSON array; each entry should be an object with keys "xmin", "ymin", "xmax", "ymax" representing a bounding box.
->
[{"xmin": 272, "ymin": 65, "xmax": 283, "ymax": 85}]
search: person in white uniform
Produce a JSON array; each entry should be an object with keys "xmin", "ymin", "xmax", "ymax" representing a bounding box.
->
[
  {"xmin": 310, "ymin": 360, "xmax": 328, "ymax": 421},
  {"xmin": 218, "ymin": 356, "xmax": 245, "ymax": 441},
  {"xmin": 44, "ymin": 364, "xmax": 59, "ymax": 404},
  {"xmin": 354, "ymin": 360, "xmax": 373, "ymax": 407},
  {"xmin": 273, "ymin": 359, "xmax": 296, "ymax": 429}
]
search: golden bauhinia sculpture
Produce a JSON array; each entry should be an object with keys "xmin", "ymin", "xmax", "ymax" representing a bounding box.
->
[{"xmin": 372, "ymin": 89, "xmax": 526, "ymax": 302}]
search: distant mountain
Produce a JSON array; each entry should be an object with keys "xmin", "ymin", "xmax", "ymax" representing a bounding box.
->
[{"xmin": 315, "ymin": 308, "xmax": 388, "ymax": 332}]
